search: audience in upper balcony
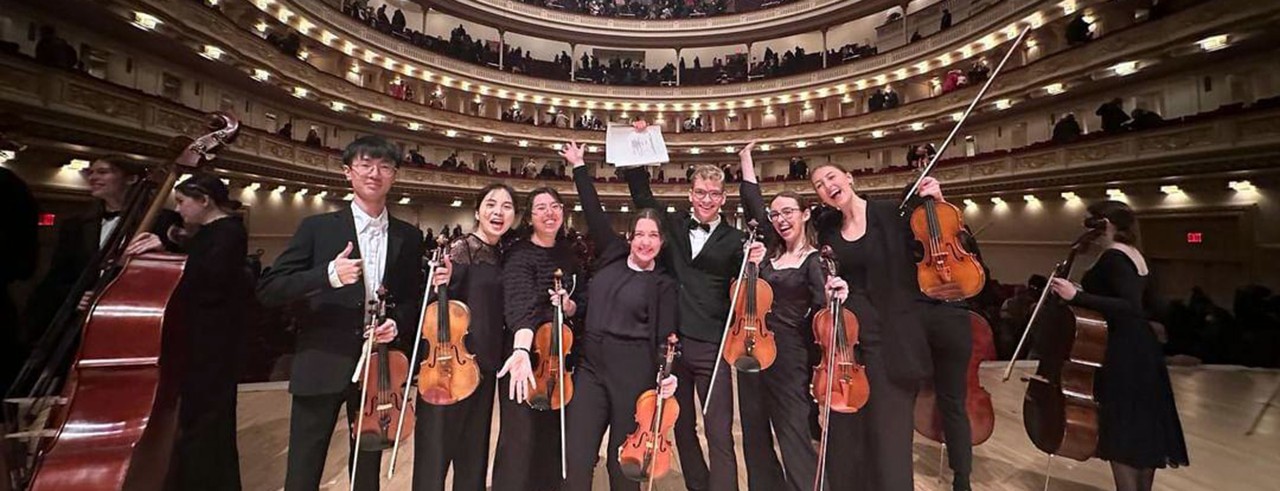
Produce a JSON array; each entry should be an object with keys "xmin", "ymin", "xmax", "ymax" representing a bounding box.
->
[
  {"xmin": 1066, "ymin": 13, "xmax": 1093, "ymax": 45},
  {"xmin": 523, "ymin": 0, "xmax": 734, "ymax": 20},
  {"xmin": 907, "ymin": 144, "xmax": 938, "ymax": 169},
  {"xmin": 408, "ymin": 149, "xmax": 427, "ymax": 167},
  {"xmin": 304, "ymin": 128, "xmax": 323, "ymax": 148},
  {"xmin": 276, "ymin": 122, "xmax": 293, "ymax": 139},
  {"xmin": 787, "ymin": 156, "xmax": 809, "ymax": 180},
  {"xmin": 1097, "ymin": 98, "xmax": 1131, "ymax": 133},
  {"xmin": 941, "ymin": 8, "xmax": 953, "ymax": 30},
  {"xmin": 942, "ymin": 69, "xmax": 970, "ymax": 94},
  {"xmin": 1128, "ymin": 107, "xmax": 1166, "ymax": 131},
  {"xmin": 35, "ymin": 26, "xmax": 78, "ymax": 71},
  {"xmin": 968, "ymin": 60, "xmax": 990, "ymax": 84},
  {"xmin": 1052, "ymin": 113, "xmax": 1083, "ymax": 143},
  {"xmin": 911, "ymin": 30, "xmax": 923, "ymax": 43}
]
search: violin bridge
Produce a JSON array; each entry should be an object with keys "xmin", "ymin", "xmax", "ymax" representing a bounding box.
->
[{"xmin": 376, "ymin": 403, "xmax": 394, "ymax": 411}]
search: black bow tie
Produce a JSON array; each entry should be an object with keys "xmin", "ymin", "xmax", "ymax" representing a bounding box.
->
[
  {"xmin": 102, "ymin": 211, "xmax": 121, "ymax": 220},
  {"xmin": 689, "ymin": 221, "xmax": 711, "ymax": 233}
]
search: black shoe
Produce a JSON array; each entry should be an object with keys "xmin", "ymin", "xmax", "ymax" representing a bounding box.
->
[{"xmin": 952, "ymin": 477, "xmax": 972, "ymax": 491}]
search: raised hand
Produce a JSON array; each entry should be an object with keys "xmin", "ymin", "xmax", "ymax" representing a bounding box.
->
[
  {"xmin": 332, "ymin": 241, "xmax": 362, "ymax": 286},
  {"xmin": 738, "ymin": 140, "xmax": 757, "ymax": 160},
  {"xmin": 633, "ymin": 119, "xmax": 648, "ymax": 132},
  {"xmin": 559, "ymin": 141, "xmax": 587, "ymax": 168}
]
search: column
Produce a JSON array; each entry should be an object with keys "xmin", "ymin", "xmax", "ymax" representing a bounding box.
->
[
  {"xmin": 822, "ymin": 28, "xmax": 829, "ymax": 68},
  {"xmin": 745, "ymin": 42, "xmax": 753, "ymax": 79},
  {"xmin": 498, "ymin": 30, "xmax": 505, "ymax": 71},
  {"xmin": 569, "ymin": 43, "xmax": 577, "ymax": 80},
  {"xmin": 675, "ymin": 48, "xmax": 682, "ymax": 86}
]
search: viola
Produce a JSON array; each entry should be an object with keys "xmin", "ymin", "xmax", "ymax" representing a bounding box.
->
[
  {"xmin": 418, "ymin": 238, "xmax": 480, "ymax": 405},
  {"xmin": 1003, "ymin": 227, "xmax": 1108, "ymax": 461},
  {"xmin": 913, "ymin": 310, "xmax": 997, "ymax": 446},
  {"xmin": 352, "ymin": 286, "xmax": 414, "ymax": 453},
  {"xmin": 910, "ymin": 198, "xmax": 986, "ymax": 301},
  {"xmin": 811, "ymin": 246, "xmax": 869, "ymax": 491},
  {"xmin": 529, "ymin": 269, "xmax": 575, "ymax": 412},
  {"xmin": 723, "ymin": 220, "xmax": 777, "ymax": 373},
  {"xmin": 11, "ymin": 113, "xmax": 239, "ymax": 491},
  {"xmin": 618, "ymin": 334, "xmax": 681, "ymax": 487}
]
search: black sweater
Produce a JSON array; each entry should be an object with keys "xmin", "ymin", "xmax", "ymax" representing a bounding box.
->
[{"xmin": 502, "ymin": 235, "xmax": 586, "ymax": 338}]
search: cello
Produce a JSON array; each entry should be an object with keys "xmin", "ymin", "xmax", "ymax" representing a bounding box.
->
[
  {"xmin": 1002, "ymin": 223, "xmax": 1109, "ymax": 463},
  {"xmin": 913, "ymin": 311, "xmax": 997, "ymax": 467},
  {"xmin": 811, "ymin": 246, "xmax": 869, "ymax": 491},
  {"xmin": 618, "ymin": 334, "xmax": 681, "ymax": 489},
  {"xmin": 723, "ymin": 219, "xmax": 777, "ymax": 373},
  {"xmin": 6, "ymin": 113, "xmax": 239, "ymax": 491}
]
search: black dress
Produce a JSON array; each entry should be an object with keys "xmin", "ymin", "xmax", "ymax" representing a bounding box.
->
[
  {"xmin": 170, "ymin": 216, "xmax": 254, "ymax": 491},
  {"xmin": 1070, "ymin": 249, "xmax": 1189, "ymax": 469}
]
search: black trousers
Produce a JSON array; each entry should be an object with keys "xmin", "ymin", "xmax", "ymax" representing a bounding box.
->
[
  {"xmin": 170, "ymin": 389, "xmax": 242, "ymax": 491},
  {"xmin": 285, "ymin": 387, "xmax": 383, "ymax": 491},
  {"xmin": 491, "ymin": 373, "xmax": 564, "ymax": 491},
  {"xmin": 564, "ymin": 337, "xmax": 656, "ymax": 491},
  {"xmin": 738, "ymin": 328, "xmax": 818, "ymax": 491},
  {"xmin": 824, "ymin": 348, "xmax": 916, "ymax": 491},
  {"xmin": 672, "ymin": 337, "xmax": 738, "ymax": 491},
  {"xmin": 412, "ymin": 372, "xmax": 497, "ymax": 491},
  {"xmin": 921, "ymin": 303, "xmax": 974, "ymax": 478}
]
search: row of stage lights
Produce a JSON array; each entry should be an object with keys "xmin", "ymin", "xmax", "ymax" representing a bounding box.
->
[{"xmin": 961, "ymin": 180, "xmax": 1261, "ymax": 209}]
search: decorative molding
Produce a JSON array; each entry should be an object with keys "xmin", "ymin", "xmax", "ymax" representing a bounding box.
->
[
  {"xmin": 62, "ymin": 83, "xmax": 143, "ymax": 122},
  {"xmin": 1136, "ymin": 126, "xmax": 1215, "ymax": 153},
  {"xmin": 1066, "ymin": 141, "xmax": 1126, "ymax": 164}
]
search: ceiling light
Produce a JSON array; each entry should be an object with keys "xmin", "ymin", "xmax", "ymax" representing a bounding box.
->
[
  {"xmin": 963, "ymin": 199, "xmax": 977, "ymax": 208},
  {"xmin": 1061, "ymin": 191, "xmax": 1080, "ymax": 201},
  {"xmin": 252, "ymin": 69, "xmax": 270, "ymax": 81},
  {"xmin": 481, "ymin": 135, "xmax": 494, "ymax": 143},
  {"xmin": 724, "ymin": 146, "xmax": 735, "ymax": 154},
  {"xmin": 370, "ymin": 113, "xmax": 386, "ymax": 122},
  {"xmin": 760, "ymin": 144, "xmax": 772, "ymax": 151},
  {"xmin": 133, "ymin": 12, "xmax": 162, "ymax": 30},
  {"xmin": 1197, "ymin": 34, "xmax": 1229, "ymax": 52},
  {"xmin": 244, "ymin": 182, "xmax": 261, "ymax": 192},
  {"xmin": 994, "ymin": 99, "xmax": 1012, "ymax": 110},
  {"xmin": 201, "ymin": 45, "xmax": 224, "ymax": 60},
  {"xmin": 330, "ymin": 101, "xmax": 346, "ymax": 112},
  {"xmin": 795, "ymin": 141, "xmax": 808, "ymax": 148},
  {"xmin": 518, "ymin": 140, "xmax": 529, "ymax": 147},
  {"xmin": 65, "ymin": 159, "xmax": 91, "ymax": 171},
  {"xmin": 1044, "ymin": 83, "xmax": 1065, "ymax": 95},
  {"xmin": 991, "ymin": 197, "xmax": 1006, "ymax": 206},
  {"xmin": 620, "ymin": 205, "xmax": 630, "ymax": 213},
  {"xmin": 406, "ymin": 122, "xmax": 421, "ymax": 131},
  {"xmin": 1106, "ymin": 188, "xmax": 1126, "ymax": 199},
  {"xmin": 272, "ymin": 185, "xmax": 286, "ymax": 194},
  {"xmin": 444, "ymin": 129, "xmax": 457, "ymax": 137},
  {"xmin": 587, "ymin": 145, "xmax": 599, "ymax": 153},
  {"xmin": 911, "ymin": 122, "xmax": 925, "ymax": 131},
  {"xmin": 254, "ymin": 21, "xmax": 269, "ymax": 33},
  {"xmin": 552, "ymin": 143, "xmax": 563, "ymax": 150},
  {"xmin": 399, "ymin": 197, "xmax": 411, "ymax": 205},
  {"xmin": 871, "ymin": 130, "xmax": 886, "ymax": 138},
  {"xmin": 321, "ymin": 31, "xmax": 337, "ymax": 45},
  {"xmin": 316, "ymin": 191, "xmax": 328, "ymax": 199},
  {"xmin": 689, "ymin": 147, "xmax": 702, "ymax": 154},
  {"xmin": 1023, "ymin": 194, "xmax": 1040, "ymax": 203},
  {"xmin": 343, "ymin": 193, "xmax": 354, "ymax": 201},
  {"xmin": 298, "ymin": 188, "xmax": 309, "ymax": 195},
  {"xmin": 1112, "ymin": 61, "xmax": 1139, "ymax": 76},
  {"xmin": 1229, "ymin": 180, "xmax": 1256, "ymax": 192},
  {"xmin": 450, "ymin": 199, "xmax": 463, "ymax": 207},
  {"xmin": 951, "ymin": 112, "xmax": 964, "ymax": 122},
  {"xmin": 666, "ymin": 206, "xmax": 677, "ymax": 213},
  {"xmin": 833, "ymin": 136, "xmax": 846, "ymax": 144},
  {"xmin": 1160, "ymin": 185, "xmax": 1183, "ymax": 195},
  {"xmin": 573, "ymin": 204, "xmax": 583, "ymax": 212},
  {"xmin": 292, "ymin": 87, "xmax": 308, "ymax": 98}
]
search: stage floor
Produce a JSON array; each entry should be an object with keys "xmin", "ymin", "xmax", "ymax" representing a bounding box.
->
[{"xmin": 235, "ymin": 365, "xmax": 1280, "ymax": 490}]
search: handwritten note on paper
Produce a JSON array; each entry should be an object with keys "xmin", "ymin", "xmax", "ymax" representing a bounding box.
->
[{"xmin": 606, "ymin": 123, "xmax": 670, "ymax": 167}]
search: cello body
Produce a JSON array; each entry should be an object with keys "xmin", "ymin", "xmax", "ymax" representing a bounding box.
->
[
  {"xmin": 1022, "ymin": 301, "xmax": 1107, "ymax": 461},
  {"xmin": 30, "ymin": 253, "xmax": 187, "ymax": 491},
  {"xmin": 913, "ymin": 310, "xmax": 997, "ymax": 446}
]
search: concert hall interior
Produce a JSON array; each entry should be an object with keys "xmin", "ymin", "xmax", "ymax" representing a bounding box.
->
[{"xmin": 2, "ymin": 0, "xmax": 1279, "ymax": 490}]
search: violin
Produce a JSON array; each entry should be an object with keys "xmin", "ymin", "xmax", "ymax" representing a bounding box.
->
[
  {"xmin": 352, "ymin": 286, "xmax": 414, "ymax": 453},
  {"xmin": 723, "ymin": 220, "xmax": 777, "ymax": 373},
  {"xmin": 1003, "ymin": 227, "xmax": 1108, "ymax": 461},
  {"xmin": 910, "ymin": 198, "xmax": 986, "ymax": 301},
  {"xmin": 529, "ymin": 269, "xmax": 575, "ymax": 411},
  {"xmin": 914, "ymin": 311, "xmax": 997, "ymax": 446},
  {"xmin": 417, "ymin": 238, "xmax": 480, "ymax": 405},
  {"xmin": 618, "ymin": 334, "xmax": 681, "ymax": 488},
  {"xmin": 10, "ymin": 112, "xmax": 238, "ymax": 491},
  {"xmin": 811, "ymin": 247, "xmax": 869, "ymax": 491}
]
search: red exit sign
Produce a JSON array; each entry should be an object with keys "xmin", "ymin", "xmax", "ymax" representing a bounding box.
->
[
  {"xmin": 38, "ymin": 213, "xmax": 56, "ymax": 227},
  {"xmin": 1186, "ymin": 232, "xmax": 1203, "ymax": 244}
]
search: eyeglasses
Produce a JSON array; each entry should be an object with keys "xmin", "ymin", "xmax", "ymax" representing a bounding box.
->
[
  {"xmin": 348, "ymin": 162, "xmax": 398, "ymax": 176},
  {"xmin": 691, "ymin": 189, "xmax": 725, "ymax": 201},
  {"xmin": 768, "ymin": 207, "xmax": 801, "ymax": 222},
  {"xmin": 533, "ymin": 203, "xmax": 564, "ymax": 215}
]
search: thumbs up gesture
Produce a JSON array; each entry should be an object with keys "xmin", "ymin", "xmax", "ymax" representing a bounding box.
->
[{"xmin": 332, "ymin": 241, "xmax": 363, "ymax": 286}]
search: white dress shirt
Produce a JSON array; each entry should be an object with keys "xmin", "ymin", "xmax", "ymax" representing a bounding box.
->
[
  {"xmin": 689, "ymin": 216, "xmax": 721, "ymax": 259},
  {"xmin": 329, "ymin": 202, "xmax": 390, "ymax": 304},
  {"xmin": 100, "ymin": 216, "xmax": 121, "ymax": 248}
]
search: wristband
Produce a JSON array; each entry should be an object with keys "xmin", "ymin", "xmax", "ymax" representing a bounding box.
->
[{"xmin": 513, "ymin": 346, "xmax": 531, "ymax": 356}]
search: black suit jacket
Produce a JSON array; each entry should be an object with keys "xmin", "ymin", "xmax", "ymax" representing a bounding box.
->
[
  {"xmin": 257, "ymin": 207, "xmax": 424, "ymax": 396},
  {"xmin": 624, "ymin": 168, "xmax": 744, "ymax": 343}
]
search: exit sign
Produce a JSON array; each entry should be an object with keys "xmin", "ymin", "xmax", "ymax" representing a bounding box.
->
[
  {"xmin": 38, "ymin": 213, "xmax": 56, "ymax": 227},
  {"xmin": 1186, "ymin": 232, "xmax": 1203, "ymax": 244}
]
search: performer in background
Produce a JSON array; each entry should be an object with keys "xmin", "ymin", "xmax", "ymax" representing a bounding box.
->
[
  {"xmin": 125, "ymin": 174, "xmax": 255, "ymax": 490},
  {"xmin": 492, "ymin": 186, "xmax": 584, "ymax": 491},
  {"xmin": 809, "ymin": 163, "xmax": 944, "ymax": 491},
  {"xmin": 23, "ymin": 156, "xmax": 181, "ymax": 351},
  {"xmin": 1, "ymin": 165, "xmax": 37, "ymax": 396},
  {"xmin": 257, "ymin": 136, "xmax": 445, "ymax": 491},
  {"xmin": 560, "ymin": 142, "xmax": 679, "ymax": 491},
  {"xmin": 414, "ymin": 183, "xmax": 517, "ymax": 491},
  {"xmin": 1047, "ymin": 201, "xmax": 1188, "ymax": 491},
  {"xmin": 623, "ymin": 121, "xmax": 747, "ymax": 491},
  {"xmin": 736, "ymin": 142, "xmax": 835, "ymax": 490}
]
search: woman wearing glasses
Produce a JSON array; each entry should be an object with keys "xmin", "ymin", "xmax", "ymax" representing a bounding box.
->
[
  {"xmin": 736, "ymin": 143, "xmax": 847, "ymax": 490},
  {"xmin": 492, "ymin": 185, "xmax": 586, "ymax": 491}
]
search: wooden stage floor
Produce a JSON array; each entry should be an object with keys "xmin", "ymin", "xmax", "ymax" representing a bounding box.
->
[{"xmin": 235, "ymin": 365, "xmax": 1280, "ymax": 490}]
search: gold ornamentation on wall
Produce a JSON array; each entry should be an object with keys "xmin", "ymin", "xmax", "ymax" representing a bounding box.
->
[
  {"xmin": 1136, "ymin": 127, "xmax": 1214, "ymax": 153},
  {"xmin": 63, "ymin": 84, "xmax": 142, "ymax": 122}
]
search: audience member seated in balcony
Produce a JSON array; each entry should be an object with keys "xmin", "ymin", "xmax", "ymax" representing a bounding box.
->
[
  {"xmin": 265, "ymin": 30, "xmax": 302, "ymax": 58},
  {"xmin": 408, "ymin": 149, "xmax": 428, "ymax": 167},
  {"xmin": 1066, "ymin": 13, "xmax": 1093, "ymax": 45},
  {"xmin": 884, "ymin": 85, "xmax": 901, "ymax": 109},
  {"xmin": 788, "ymin": 156, "xmax": 809, "ymax": 180},
  {"xmin": 942, "ymin": 69, "xmax": 969, "ymax": 94},
  {"xmin": 941, "ymin": 8, "xmax": 953, "ymax": 30},
  {"xmin": 391, "ymin": 8, "xmax": 406, "ymax": 33},
  {"xmin": 911, "ymin": 30, "xmax": 923, "ymax": 43},
  {"xmin": 869, "ymin": 88, "xmax": 886, "ymax": 112},
  {"xmin": 376, "ymin": 5, "xmax": 391, "ymax": 30},
  {"xmin": 529, "ymin": 0, "xmax": 730, "ymax": 20},
  {"xmin": 907, "ymin": 144, "xmax": 937, "ymax": 169},
  {"xmin": 576, "ymin": 114, "xmax": 605, "ymax": 131},
  {"xmin": 304, "ymin": 128, "xmax": 323, "ymax": 148},
  {"xmin": 523, "ymin": 159, "xmax": 540, "ymax": 178},
  {"xmin": 442, "ymin": 152, "xmax": 460, "ymax": 170},
  {"xmin": 276, "ymin": 122, "xmax": 293, "ymax": 140},
  {"xmin": 682, "ymin": 115, "xmax": 706, "ymax": 133},
  {"xmin": 1096, "ymin": 98, "xmax": 1131, "ymax": 133},
  {"xmin": 1052, "ymin": 113, "xmax": 1083, "ymax": 144},
  {"xmin": 968, "ymin": 60, "xmax": 990, "ymax": 84},
  {"xmin": 35, "ymin": 26, "xmax": 78, "ymax": 71},
  {"xmin": 1129, "ymin": 108, "xmax": 1166, "ymax": 131}
]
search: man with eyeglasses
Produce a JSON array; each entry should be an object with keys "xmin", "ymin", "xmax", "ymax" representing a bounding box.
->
[
  {"xmin": 623, "ymin": 121, "xmax": 757, "ymax": 491},
  {"xmin": 258, "ymin": 135, "xmax": 449, "ymax": 491}
]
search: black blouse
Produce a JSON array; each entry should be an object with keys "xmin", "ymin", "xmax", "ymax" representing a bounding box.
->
[
  {"xmin": 759, "ymin": 254, "xmax": 826, "ymax": 332},
  {"xmin": 173, "ymin": 216, "xmax": 254, "ymax": 401},
  {"xmin": 445, "ymin": 233, "xmax": 506, "ymax": 372},
  {"xmin": 502, "ymin": 232, "xmax": 586, "ymax": 338}
]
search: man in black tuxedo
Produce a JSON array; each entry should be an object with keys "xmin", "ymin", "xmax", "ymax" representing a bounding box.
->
[
  {"xmin": 258, "ymin": 136, "xmax": 446, "ymax": 491},
  {"xmin": 623, "ymin": 121, "xmax": 753, "ymax": 491}
]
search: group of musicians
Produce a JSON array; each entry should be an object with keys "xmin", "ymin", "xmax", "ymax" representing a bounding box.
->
[{"xmin": 24, "ymin": 122, "xmax": 1189, "ymax": 491}]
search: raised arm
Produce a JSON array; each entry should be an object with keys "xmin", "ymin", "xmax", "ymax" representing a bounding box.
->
[
  {"xmin": 562, "ymin": 142, "xmax": 624, "ymax": 261},
  {"xmin": 736, "ymin": 141, "xmax": 776, "ymax": 244}
]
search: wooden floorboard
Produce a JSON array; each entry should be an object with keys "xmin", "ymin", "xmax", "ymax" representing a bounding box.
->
[{"xmin": 234, "ymin": 365, "xmax": 1280, "ymax": 490}]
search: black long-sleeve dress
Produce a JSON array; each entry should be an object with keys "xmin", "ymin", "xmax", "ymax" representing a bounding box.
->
[
  {"xmin": 737, "ymin": 181, "xmax": 823, "ymax": 491},
  {"xmin": 492, "ymin": 225, "xmax": 586, "ymax": 491},
  {"xmin": 564, "ymin": 166, "xmax": 679, "ymax": 491},
  {"xmin": 1070, "ymin": 249, "xmax": 1189, "ymax": 469},
  {"xmin": 413, "ymin": 233, "xmax": 506, "ymax": 491},
  {"xmin": 169, "ymin": 215, "xmax": 254, "ymax": 491}
]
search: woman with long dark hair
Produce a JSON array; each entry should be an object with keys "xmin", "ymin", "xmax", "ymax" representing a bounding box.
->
[
  {"xmin": 491, "ymin": 184, "xmax": 585, "ymax": 491},
  {"xmin": 1047, "ymin": 201, "xmax": 1189, "ymax": 491},
  {"xmin": 413, "ymin": 183, "xmax": 518, "ymax": 491},
  {"xmin": 806, "ymin": 162, "xmax": 944, "ymax": 490},
  {"xmin": 126, "ymin": 173, "xmax": 253, "ymax": 490}
]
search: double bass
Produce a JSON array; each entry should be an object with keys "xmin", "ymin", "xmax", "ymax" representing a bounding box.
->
[
  {"xmin": 723, "ymin": 219, "xmax": 776, "ymax": 373},
  {"xmin": 811, "ymin": 246, "xmax": 869, "ymax": 491},
  {"xmin": 618, "ymin": 334, "xmax": 681, "ymax": 489},
  {"xmin": 1002, "ymin": 224, "xmax": 1109, "ymax": 462},
  {"xmin": 5, "ymin": 113, "xmax": 239, "ymax": 490},
  {"xmin": 914, "ymin": 311, "xmax": 997, "ymax": 446}
]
